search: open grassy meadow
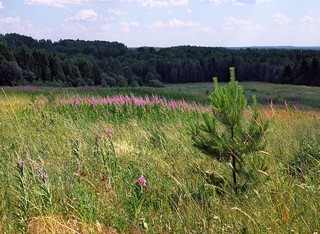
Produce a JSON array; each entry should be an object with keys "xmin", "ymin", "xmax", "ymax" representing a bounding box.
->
[
  {"xmin": 166, "ymin": 82, "xmax": 320, "ymax": 109},
  {"xmin": 0, "ymin": 83, "xmax": 319, "ymax": 233}
]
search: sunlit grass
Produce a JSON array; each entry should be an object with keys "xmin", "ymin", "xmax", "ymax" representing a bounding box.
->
[{"xmin": 0, "ymin": 86, "xmax": 319, "ymax": 233}]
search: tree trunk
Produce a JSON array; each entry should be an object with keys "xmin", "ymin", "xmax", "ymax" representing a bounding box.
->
[
  {"xmin": 230, "ymin": 126, "xmax": 238, "ymax": 194},
  {"xmin": 232, "ymin": 155, "xmax": 237, "ymax": 194}
]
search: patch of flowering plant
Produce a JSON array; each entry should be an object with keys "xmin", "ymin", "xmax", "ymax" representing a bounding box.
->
[{"xmin": 136, "ymin": 177, "xmax": 147, "ymax": 186}]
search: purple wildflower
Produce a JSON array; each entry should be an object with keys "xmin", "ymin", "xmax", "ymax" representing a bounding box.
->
[
  {"xmin": 14, "ymin": 85, "xmax": 39, "ymax": 91},
  {"xmin": 136, "ymin": 177, "xmax": 147, "ymax": 186},
  {"xmin": 75, "ymin": 100, "xmax": 81, "ymax": 107},
  {"xmin": 56, "ymin": 94, "xmax": 207, "ymax": 113},
  {"xmin": 105, "ymin": 129, "xmax": 112, "ymax": 138},
  {"xmin": 41, "ymin": 171, "xmax": 48, "ymax": 180},
  {"xmin": 17, "ymin": 160, "xmax": 25, "ymax": 168}
]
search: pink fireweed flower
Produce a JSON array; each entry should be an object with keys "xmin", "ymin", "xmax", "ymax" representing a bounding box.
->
[
  {"xmin": 41, "ymin": 171, "xmax": 48, "ymax": 180},
  {"xmin": 56, "ymin": 94, "xmax": 208, "ymax": 113},
  {"xmin": 17, "ymin": 160, "xmax": 25, "ymax": 168},
  {"xmin": 106, "ymin": 129, "xmax": 112, "ymax": 138},
  {"xmin": 136, "ymin": 177, "xmax": 147, "ymax": 186},
  {"xmin": 75, "ymin": 100, "xmax": 81, "ymax": 107}
]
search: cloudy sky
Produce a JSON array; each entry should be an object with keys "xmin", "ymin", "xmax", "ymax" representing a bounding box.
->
[{"xmin": 0, "ymin": 0, "xmax": 319, "ymax": 47}]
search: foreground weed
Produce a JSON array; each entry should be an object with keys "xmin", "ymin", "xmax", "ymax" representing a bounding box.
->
[
  {"xmin": 11, "ymin": 159, "xmax": 54, "ymax": 233},
  {"xmin": 134, "ymin": 177, "xmax": 147, "ymax": 220},
  {"xmin": 34, "ymin": 165, "xmax": 53, "ymax": 214},
  {"xmin": 13, "ymin": 160, "xmax": 30, "ymax": 233}
]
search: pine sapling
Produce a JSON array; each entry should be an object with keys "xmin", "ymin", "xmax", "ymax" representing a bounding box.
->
[{"xmin": 191, "ymin": 67, "xmax": 269, "ymax": 193}]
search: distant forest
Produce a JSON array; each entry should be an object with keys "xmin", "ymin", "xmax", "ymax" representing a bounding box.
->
[{"xmin": 1, "ymin": 33, "xmax": 320, "ymax": 87}]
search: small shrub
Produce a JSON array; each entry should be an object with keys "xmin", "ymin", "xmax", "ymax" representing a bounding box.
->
[
  {"xmin": 130, "ymin": 80, "xmax": 140, "ymax": 87},
  {"xmin": 101, "ymin": 78, "xmax": 109, "ymax": 87},
  {"xmin": 148, "ymin": 79, "xmax": 165, "ymax": 88}
]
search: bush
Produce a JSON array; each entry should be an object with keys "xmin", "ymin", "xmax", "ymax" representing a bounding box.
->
[
  {"xmin": 115, "ymin": 75, "xmax": 128, "ymax": 87},
  {"xmin": 148, "ymin": 79, "xmax": 165, "ymax": 88},
  {"xmin": 101, "ymin": 78, "xmax": 109, "ymax": 87},
  {"xmin": 0, "ymin": 60, "xmax": 23, "ymax": 85},
  {"xmin": 133, "ymin": 75, "xmax": 143, "ymax": 86},
  {"xmin": 129, "ymin": 80, "xmax": 140, "ymax": 87}
]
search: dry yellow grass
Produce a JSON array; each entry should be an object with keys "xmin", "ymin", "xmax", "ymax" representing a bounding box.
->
[{"xmin": 28, "ymin": 216, "xmax": 119, "ymax": 234}]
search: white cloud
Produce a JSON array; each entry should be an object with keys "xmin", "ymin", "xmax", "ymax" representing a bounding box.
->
[
  {"xmin": 299, "ymin": 16, "xmax": 317, "ymax": 32},
  {"xmin": 0, "ymin": 16, "xmax": 20, "ymax": 24},
  {"xmin": 169, "ymin": 18, "xmax": 198, "ymax": 28},
  {"xmin": 120, "ymin": 21, "xmax": 139, "ymax": 32},
  {"xmin": 233, "ymin": 0, "xmax": 270, "ymax": 5},
  {"xmin": 101, "ymin": 24, "xmax": 112, "ymax": 31},
  {"xmin": 170, "ymin": 0, "xmax": 188, "ymax": 6},
  {"xmin": 232, "ymin": 0, "xmax": 248, "ymax": 6},
  {"xmin": 106, "ymin": 16, "xmax": 115, "ymax": 21},
  {"xmin": 187, "ymin": 9, "xmax": 193, "ymax": 13},
  {"xmin": 201, "ymin": 0, "xmax": 269, "ymax": 5},
  {"xmin": 147, "ymin": 20, "xmax": 166, "ymax": 30},
  {"xmin": 107, "ymin": 9, "xmax": 126, "ymax": 16},
  {"xmin": 115, "ymin": 0, "xmax": 188, "ymax": 7},
  {"xmin": 222, "ymin": 16, "xmax": 258, "ymax": 32},
  {"xmin": 0, "ymin": 17, "xmax": 55, "ymax": 40},
  {"xmin": 273, "ymin": 13, "xmax": 291, "ymax": 27},
  {"xmin": 140, "ymin": 0, "xmax": 168, "ymax": 7},
  {"xmin": 199, "ymin": 26, "xmax": 211, "ymax": 32},
  {"xmin": 60, "ymin": 22, "xmax": 90, "ymax": 38},
  {"xmin": 224, "ymin": 16, "xmax": 252, "ymax": 26},
  {"xmin": 147, "ymin": 19, "xmax": 211, "ymax": 33},
  {"xmin": 24, "ymin": 0, "xmax": 88, "ymax": 7},
  {"xmin": 200, "ymin": 0, "xmax": 226, "ymax": 5},
  {"xmin": 256, "ymin": 0, "xmax": 270, "ymax": 3},
  {"xmin": 300, "ymin": 16, "xmax": 314, "ymax": 23},
  {"xmin": 116, "ymin": 0, "xmax": 135, "ymax": 2},
  {"xmin": 69, "ymin": 9, "xmax": 98, "ymax": 21},
  {"xmin": 120, "ymin": 21, "xmax": 139, "ymax": 27},
  {"xmin": 0, "ymin": 2, "xmax": 4, "ymax": 9}
]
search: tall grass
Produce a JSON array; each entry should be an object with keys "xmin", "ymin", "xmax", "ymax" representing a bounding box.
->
[{"xmin": 0, "ymin": 86, "xmax": 319, "ymax": 233}]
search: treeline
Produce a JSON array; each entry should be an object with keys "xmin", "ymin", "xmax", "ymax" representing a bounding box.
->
[{"xmin": 0, "ymin": 33, "xmax": 320, "ymax": 87}]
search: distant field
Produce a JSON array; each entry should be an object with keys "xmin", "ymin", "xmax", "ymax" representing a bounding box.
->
[
  {"xmin": 165, "ymin": 82, "xmax": 320, "ymax": 109},
  {"xmin": 2, "ymin": 81, "xmax": 320, "ymax": 110}
]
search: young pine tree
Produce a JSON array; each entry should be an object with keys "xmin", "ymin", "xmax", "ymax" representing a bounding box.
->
[{"xmin": 191, "ymin": 67, "xmax": 269, "ymax": 193}]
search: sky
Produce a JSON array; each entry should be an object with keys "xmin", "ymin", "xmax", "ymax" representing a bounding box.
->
[{"xmin": 0, "ymin": 0, "xmax": 319, "ymax": 47}]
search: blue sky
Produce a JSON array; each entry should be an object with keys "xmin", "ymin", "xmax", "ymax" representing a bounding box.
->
[{"xmin": 0, "ymin": 0, "xmax": 319, "ymax": 47}]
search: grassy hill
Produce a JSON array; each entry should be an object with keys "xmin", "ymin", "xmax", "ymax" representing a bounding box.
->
[{"xmin": 0, "ymin": 83, "xmax": 319, "ymax": 233}]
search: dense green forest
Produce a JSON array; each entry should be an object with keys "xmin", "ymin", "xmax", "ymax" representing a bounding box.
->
[{"xmin": 0, "ymin": 33, "xmax": 320, "ymax": 87}]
